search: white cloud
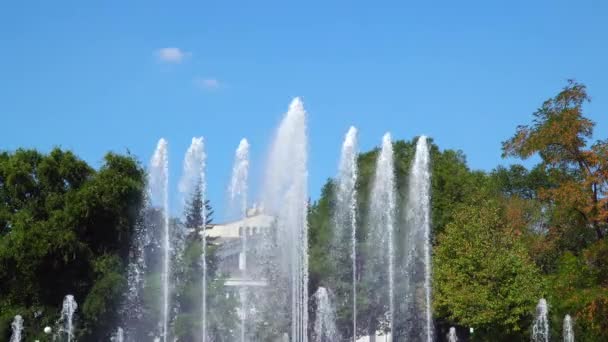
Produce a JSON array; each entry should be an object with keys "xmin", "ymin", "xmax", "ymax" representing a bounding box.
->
[
  {"xmin": 156, "ymin": 47, "xmax": 190, "ymax": 63},
  {"xmin": 194, "ymin": 77, "xmax": 221, "ymax": 90}
]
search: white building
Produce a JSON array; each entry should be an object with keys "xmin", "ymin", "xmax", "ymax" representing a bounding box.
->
[{"xmin": 204, "ymin": 208, "xmax": 274, "ymax": 288}]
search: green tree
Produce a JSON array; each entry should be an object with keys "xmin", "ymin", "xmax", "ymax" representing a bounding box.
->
[
  {"xmin": 488, "ymin": 164, "xmax": 551, "ymax": 200},
  {"xmin": 433, "ymin": 200, "xmax": 543, "ymax": 340},
  {"xmin": 307, "ymin": 138, "xmax": 487, "ymax": 339},
  {"xmin": 173, "ymin": 179, "xmax": 237, "ymax": 341},
  {"xmin": 184, "ymin": 179, "xmax": 214, "ymax": 230},
  {"xmin": 545, "ymin": 240, "xmax": 608, "ymax": 341},
  {"xmin": 0, "ymin": 148, "xmax": 145, "ymax": 341}
]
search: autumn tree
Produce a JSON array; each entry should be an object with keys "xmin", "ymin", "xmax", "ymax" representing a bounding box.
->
[
  {"xmin": 502, "ymin": 81, "xmax": 608, "ymax": 340},
  {"xmin": 503, "ymin": 80, "xmax": 608, "ymax": 240}
]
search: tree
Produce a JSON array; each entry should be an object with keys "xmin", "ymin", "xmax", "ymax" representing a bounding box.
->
[
  {"xmin": 503, "ymin": 80, "xmax": 608, "ymax": 240},
  {"xmin": 0, "ymin": 148, "xmax": 145, "ymax": 341},
  {"xmin": 499, "ymin": 81, "xmax": 608, "ymax": 340},
  {"xmin": 433, "ymin": 200, "xmax": 543, "ymax": 340},
  {"xmin": 489, "ymin": 164, "xmax": 551, "ymax": 200},
  {"xmin": 184, "ymin": 179, "xmax": 214, "ymax": 230},
  {"xmin": 543, "ymin": 238, "xmax": 608, "ymax": 341},
  {"xmin": 307, "ymin": 138, "xmax": 488, "ymax": 339},
  {"xmin": 173, "ymin": 178, "xmax": 237, "ymax": 341}
]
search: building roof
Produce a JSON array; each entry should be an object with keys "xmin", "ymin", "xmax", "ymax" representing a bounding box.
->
[{"xmin": 204, "ymin": 214, "xmax": 275, "ymax": 239}]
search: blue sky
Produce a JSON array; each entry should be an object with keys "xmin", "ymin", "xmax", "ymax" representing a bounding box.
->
[{"xmin": 1, "ymin": 1, "xmax": 607, "ymax": 219}]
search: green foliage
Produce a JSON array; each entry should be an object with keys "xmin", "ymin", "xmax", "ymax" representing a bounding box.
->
[
  {"xmin": 0, "ymin": 148, "xmax": 145, "ymax": 340},
  {"xmin": 307, "ymin": 137, "xmax": 488, "ymax": 339},
  {"xmin": 488, "ymin": 164, "xmax": 552, "ymax": 200},
  {"xmin": 184, "ymin": 178, "xmax": 214, "ymax": 229},
  {"xmin": 433, "ymin": 200, "xmax": 543, "ymax": 340},
  {"xmin": 308, "ymin": 181, "xmax": 335, "ymax": 290},
  {"xmin": 546, "ymin": 241, "xmax": 608, "ymax": 341},
  {"xmin": 429, "ymin": 147, "xmax": 487, "ymax": 235},
  {"xmin": 172, "ymin": 185, "xmax": 237, "ymax": 341},
  {"xmin": 81, "ymin": 255, "xmax": 126, "ymax": 337},
  {"xmin": 1, "ymin": 81, "xmax": 606, "ymax": 340}
]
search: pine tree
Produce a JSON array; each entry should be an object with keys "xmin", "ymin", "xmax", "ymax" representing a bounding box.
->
[
  {"xmin": 174, "ymin": 178, "xmax": 238, "ymax": 341},
  {"xmin": 184, "ymin": 179, "xmax": 203, "ymax": 229}
]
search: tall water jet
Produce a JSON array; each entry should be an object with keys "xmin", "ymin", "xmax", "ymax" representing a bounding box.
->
[
  {"xmin": 119, "ymin": 172, "xmax": 158, "ymax": 341},
  {"xmin": 228, "ymin": 138, "xmax": 250, "ymax": 218},
  {"xmin": 261, "ymin": 97, "xmax": 309, "ymax": 341},
  {"xmin": 228, "ymin": 138, "xmax": 250, "ymax": 342},
  {"xmin": 563, "ymin": 314, "xmax": 574, "ymax": 342},
  {"xmin": 532, "ymin": 298, "xmax": 549, "ymax": 342},
  {"xmin": 334, "ymin": 126, "xmax": 359, "ymax": 340},
  {"xmin": 404, "ymin": 135, "xmax": 433, "ymax": 341},
  {"xmin": 122, "ymin": 199, "xmax": 148, "ymax": 339},
  {"xmin": 313, "ymin": 287, "xmax": 338, "ymax": 342},
  {"xmin": 368, "ymin": 132, "xmax": 396, "ymax": 339},
  {"xmin": 179, "ymin": 137, "xmax": 208, "ymax": 342},
  {"xmin": 58, "ymin": 295, "xmax": 78, "ymax": 342},
  {"xmin": 447, "ymin": 327, "xmax": 458, "ymax": 342},
  {"xmin": 9, "ymin": 315, "xmax": 23, "ymax": 342},
  {"xmin": 179, "ymin": 137, "xmax": 207, "ymax": 209},
  {"xmin": 150, "ymin": 138, "xmax": 170, "ymax": 342}
]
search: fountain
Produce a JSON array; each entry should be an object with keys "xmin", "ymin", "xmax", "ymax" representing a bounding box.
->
[
  {"xmin": 9, "ymin": 315, "xmax": 23, "ymax": 342},
  {"xmin": 334, "ymin": 126, "xmax": 359, "ymax": 340},
  {"xmin": 447, "ymin": 327, "xmax": 458, "ymax": 342},
  {"xmin": 57, "ymin": 295, "xmax": 78, "ymax": 342},
  {"xmin": 228, "ymin": 138, "xmax": 250, "ymax": 219},
  {"xmin": 563, "ymin": 314, "xmax": 574, "ymax": 342},
  {"xmin": 179, "ymin": 137, "xmax": 208, "ymax": 342},
  {"xmin": 228, "ymin": 138, "xmax": 250, "ymax": 342},
  {"xmin": 120, "ymin": 188, "xmax": 150, "ymax": 341},
  {"xmin": 261, "ymin": 97, "xmax": 309, "ymax": 341},
  {"xmin": 313, "ymin": 287, "xmax": 338, "ymax": 342},
  {"xmin": 107, "ymin": 99, "xmax": 442, "ymax": 341},
  {"xmin": 532, "ymin": 298, "xmax": 549, "ymax": 342},
  {"xmin": 149, "ymin": 138, "xmax": 170, "ymax": 342},
  {"xmin": 368, "ymin": 132, "xmax": 396, "ymax": 339},
  {"xmin": 112, "ymin": 327, "xmax": 125, "ymax": 342},
  {"xmin": 403, "ymin": 135, "xmax": 433, "ymax": 341}
]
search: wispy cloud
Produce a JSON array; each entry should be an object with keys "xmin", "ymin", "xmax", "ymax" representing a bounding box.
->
[
  {"xmin": 156, "ymin": 47, "xmax": 190, "ymax": 63},
  {"xmin": 194, "ymin": 77, "xmax": 221, "ymax": 90}
]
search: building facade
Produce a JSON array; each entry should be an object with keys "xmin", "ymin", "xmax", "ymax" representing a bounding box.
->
[{"xmin": 205, "ymin": 209, "xmax": 275, "ymax": 288}]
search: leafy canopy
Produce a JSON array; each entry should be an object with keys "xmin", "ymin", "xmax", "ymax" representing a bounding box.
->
[
  {"xmin": 503, "ymin": 80, "xmax": 608, "ymax": 239},
  {"xmin": 0, "ymin": 148, "xmax": 145, "ymax": 340},
  {"xmin": 433, "ymin": 200, "xmax": 543, "ymax": 340}
]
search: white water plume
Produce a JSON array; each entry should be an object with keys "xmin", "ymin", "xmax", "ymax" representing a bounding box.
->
[
  {"xmin": 532, "ymin": 298, "xmax": 549, "ymax": 342},
  {"xmin": 260, "ymin": 97, "xmax": 309, "ymax": 342},
  {"xmin": 368, "ymin": 132, "xmax": 396, "ymax": 340},
  {"xmin": 150, "ymin": 138, "xmax": 170, "ymax": 342},
  {"xmin": 403, "ymin": 136, "xmax": 433, "ymax": 342},
  {"xmin": 334, "ymin": 126, "xmax": 359, "ymax": 340},
  {"xmin": 57, "ymin": 295, "xmax": 78, "ymax": 342},
  {"xmin": 313, "ymin": 287, "xmax": 338, "ymax": 342},
  {"xmin": 9, "ymin": 315, "xmax": 23, "ymax": 342},
  {"xmin": 228, "ymin": 138, "xmax": 250, "ymax": 342},
  {"xmin": 563, "ymin": 314, "xmax": 574, "ymax": 342},
  {"xmin": 179, "ymin": 137, "xmax": 208, "ymax": 342}
]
